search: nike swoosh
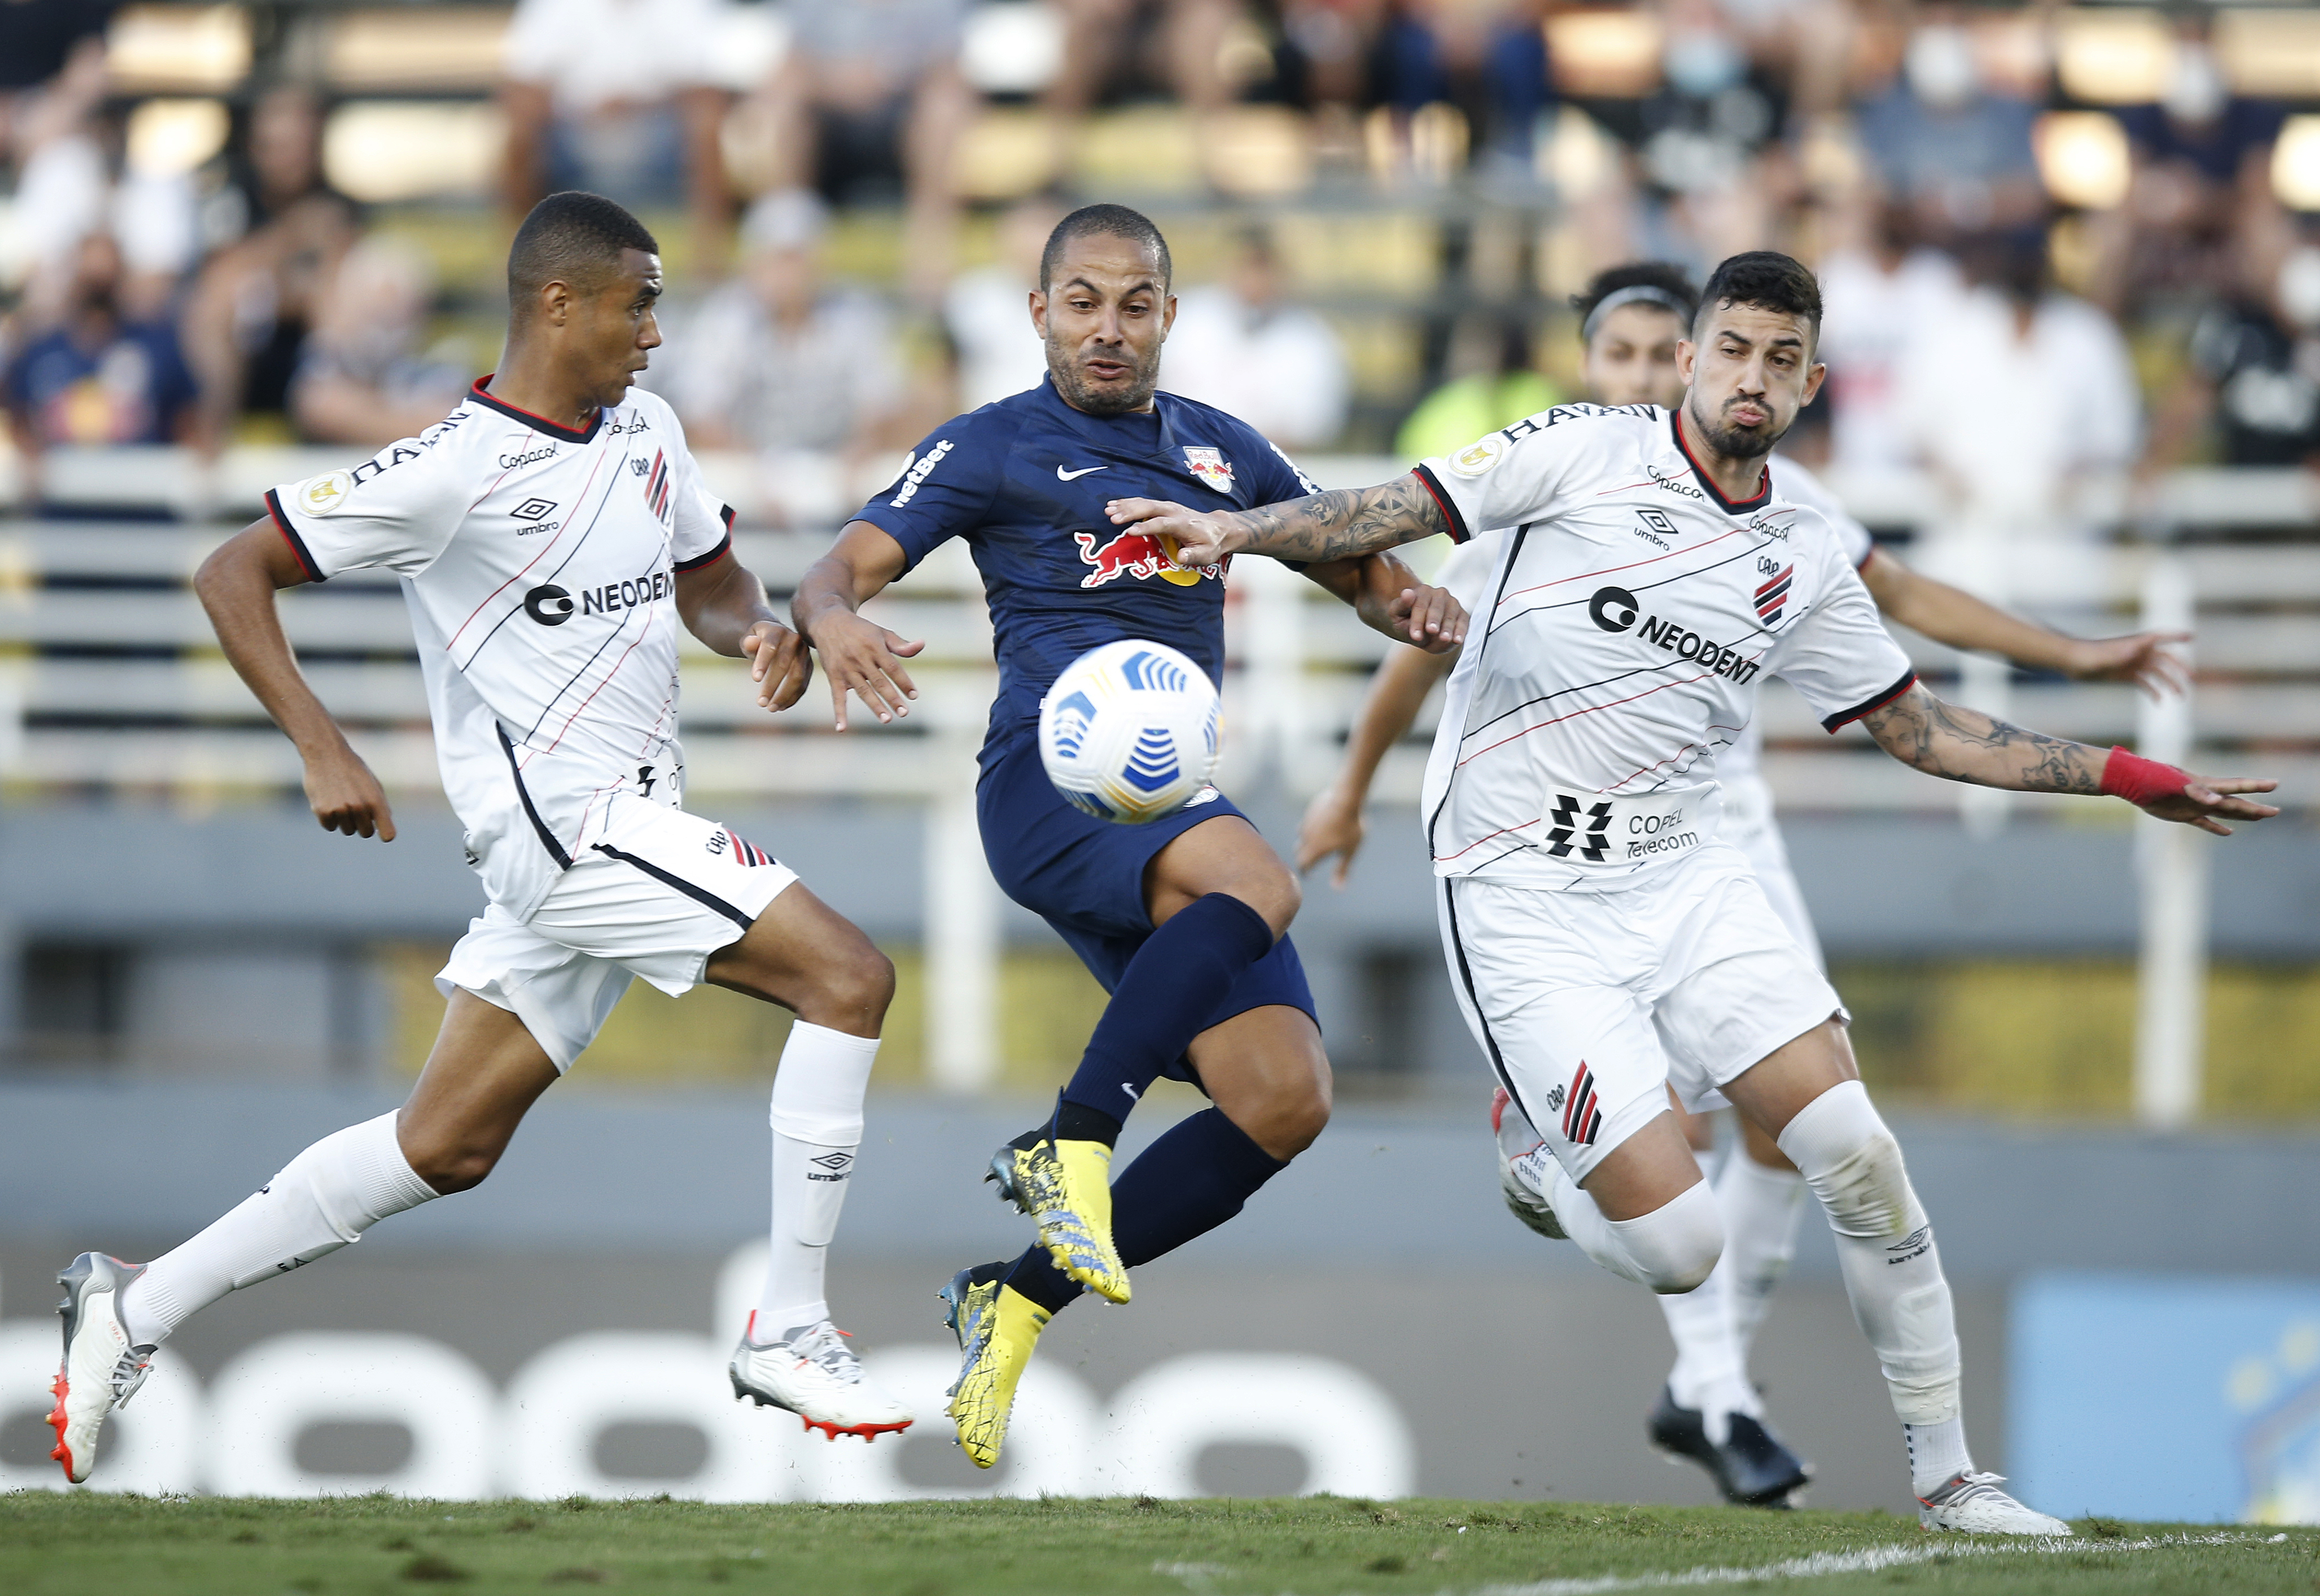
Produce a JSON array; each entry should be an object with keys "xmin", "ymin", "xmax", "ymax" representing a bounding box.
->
[{"xmin": 1057, "ymin": 465, "xmax": 1109, "ymax": 481}]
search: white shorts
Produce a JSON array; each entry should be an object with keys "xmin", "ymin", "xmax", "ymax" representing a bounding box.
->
[
  {"xmin": 1720, "ymin": 787, "xmax": 1825, "ymax": 972},
  {"xmin": 1438, "ymin": 841, "xmax": 1843, "ymax": 1181},
  {"xmin": 437, "ymin": 794, "xmax": 798, "ymax": 1071}
]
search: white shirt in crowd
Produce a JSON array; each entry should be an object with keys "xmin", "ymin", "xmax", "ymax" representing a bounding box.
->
[
  {"xmin": 1161, "ymin": 285, "xmax": 1350, "ymax": 449},
  {"xmin": 656, "ymin": 282, "xmax": 903, "ymax": 454},
  {"xmin": 1814, "ymin": 246, "xmax": 1965, "ymax": 474},
  {"xmin": 501, "ymin": 0, "xmax": 724, "ymax": 115},
  {"xmin": 268, "ymin": 381, "xmax": 734, "ymax": 921},
  {"xmin": 944, "ymin": 265, "xmax": 1050, "ymax": 413},
  {"xmin": 1411, "ymin": 405, "xmax": 1913, "ymax": 893}
]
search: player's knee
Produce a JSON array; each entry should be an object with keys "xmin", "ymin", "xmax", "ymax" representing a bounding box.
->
[
  {"xmin": 1269, "ymin": 1071, "xmax": 1331, "ymax": 1156},
  {"xmin": 396, "ymin": 1125, "xmax": 499, "ymax": 1195},
  {"xmin": 808, "ymin": 940, "xmax": 894, "ymax": 1032},
  {"xmin": 1611, "ymin": 1179, "xmax": 1724, "ymax": 1295},
  {"xmin": 1777, "ymin": 1079, "xmax": 1915, "ymax": 1242}
]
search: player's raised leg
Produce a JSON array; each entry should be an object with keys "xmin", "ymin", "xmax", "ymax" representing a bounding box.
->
[
  {"xmin": 706, "ymin": 880, "xmax": 913, "ymax": 1440},
  {"xmin": 988, "ymin": 814, "xmax": 1298, "ymax": 1305}
]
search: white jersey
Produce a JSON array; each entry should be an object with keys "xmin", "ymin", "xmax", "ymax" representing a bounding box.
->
[
  {"xmin": 1411, "ymin": 404, "xmax": 1913, "ymax": 892},
  {"xmin": 268, "ymin": 380, "xmax": 735, "ymax": 921}
]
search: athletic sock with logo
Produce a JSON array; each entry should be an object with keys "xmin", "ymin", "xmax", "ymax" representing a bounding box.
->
[
  {"xmin": 1002, "ymin": 1106, "xmax": 1290, "ymax": 1314},
  {"xmin": 1716, "ymin": 1146, "xmax": 1808, "ymax": 1357},
  {"xmin": 1776, "ymin": 1081, "xmax": 1967, "ymax": 1487},
  {"xmin": 753, "ymin": 1022, "xmax": 880, "ymax": 1340},
  {"xmin": 1056, "ymin": 893, "xmax": 1276, "ymax": 1139},
  {"xmin": 119, "ymin": 1112, "xmax": 439, "ymax": 1347}
]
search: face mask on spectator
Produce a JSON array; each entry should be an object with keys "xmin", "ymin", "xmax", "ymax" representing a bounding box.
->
[
  {"xmin": 1664, "ymin": 28, "xmax": 1747, "ymax": 98},
  {"xmin": 2164, "ymin": 44, "xmax": 2227, "ymax": 125},
  {"xmin": 1905, "ymin": 26, "xmax": 1979, "ymax": 109}
]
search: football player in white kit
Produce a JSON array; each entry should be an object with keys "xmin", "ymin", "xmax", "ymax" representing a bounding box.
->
[
  {"xmin": 1295, "ymin": 263, "xmax": 2188, "ymax": 1508},
  {"xmin": 48, "ymin": 194, "xmax": 913, "ymax": 1484},
  {"xmin": 1109, "ymin": 252, "xmax": 2278, "ymax": 1533}
]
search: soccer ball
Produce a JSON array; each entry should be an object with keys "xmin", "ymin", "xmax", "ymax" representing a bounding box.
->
[{"xmin": 1039, "ymin": 639, "xmax": 1221, "ymax": 824}]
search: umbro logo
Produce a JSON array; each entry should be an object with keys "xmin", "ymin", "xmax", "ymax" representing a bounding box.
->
[
  {"xmin": 807, "ymin": 1151, "xmax": 852, "ymax": 1183},
  {"xmin": 512, "ymin": 498, "xmax": 557, "ymax": 521}
]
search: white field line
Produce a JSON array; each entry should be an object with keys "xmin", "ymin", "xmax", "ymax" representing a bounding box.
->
[{"xmin": 1457, "ymin": 1531, "xmax": 2263, "ymax": 1596}]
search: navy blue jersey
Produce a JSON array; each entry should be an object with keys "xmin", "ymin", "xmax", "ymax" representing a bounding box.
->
[{"xmin": 852, "ymin": 376, "xmax": 1316, "ymax": 744}]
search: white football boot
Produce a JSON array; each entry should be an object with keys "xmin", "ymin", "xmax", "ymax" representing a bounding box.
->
[
  {"xmin": 1917, "ymin": 1471, "xmax": 2074, "ymax": 1535},
  {"xmin": 1490, "ymin": 1088, "xmax": 1567, "ymax": 1240},
  {"xmin": 730, "ymin": 1314, "xmax": 913, "ymax": 1441},
  {"xmin": 50, "ymin": 1253, "xmax": 158, "ymax": 1484}
]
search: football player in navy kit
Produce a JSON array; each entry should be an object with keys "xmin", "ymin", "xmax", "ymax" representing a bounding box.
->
[{"xmin": 793, "ymin": 204, "xmax": 1465, "ymax": 1467}]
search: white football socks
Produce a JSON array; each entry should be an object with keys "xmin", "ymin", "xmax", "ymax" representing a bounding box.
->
[
  {"xmin": 119, "ymin": 1112, "xmax": 438, "ymax": 1346},
  {"xmin": 752, "ymin": 1021, "xmax": 880, "ymax": 1341},
  {"xmin": 1658, "ymin": 1266, "xmax": 1762, "ymax": 1443},
  {"xmin": 1715, "ymin": 1147, "xmax": 1808, "ymax": 1357},
  {"xmin": 1544, "ymin": 1163, "xmax": 1725, "ymax": 1296},
  {"xmin": 1905, "ymin": 1414, "xmax": 1973, "ymax": 1496},
  {"xmin": 1777, "ymin": 1080, "xmax": 1968, "ymax": 1494}
]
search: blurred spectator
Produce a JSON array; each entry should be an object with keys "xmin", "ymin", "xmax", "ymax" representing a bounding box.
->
[
  {"xmin": 1816, "ymin": 204, "xmax": 1965, "ymax": 474},
  {"xmin": 197, "ymin": 82, "xmax": 357, "ymax": 256},
  {"xmin": 1394, "ymin": 313, "xmax": 1558, "ymax": 461},
  {"xmin": 2143, "ymin": 239, "xmax": 2320, "ymax": 477},
  {"xmin": 654, "ymin": 189, "xmax": 908, "ymax": 501},
  {"xmin": 1625, "ymin": 0, "xmax": 1789, "ymax": 259},
  {"xmin": 5, "ymin": 233, "xmax": 198, "ymax": 503},
  {"xmin": 1162, "ymin": 225, "xmax": 1350, "ymax": 449},
  {"xmin": 1854, "ymin": 5, "xmax": 2044, "ymax": 242},
  {"xmin": 498, "ymin": 0, "xmax": 731, "ymax": 263},
  {"xmin": 1894, "ymin": 229, "xmax": 2138, "ymax": 541},
  {"xmin": 180, "ymin": 86, "xmax": 361, "ymax": 444},
  {"xmin": 1049, "ymin": 1, "xmax": 1236, "ymax": 160},
  {"xmin": 1, "ymin": 2, "xmax": 115, "ymax": 304},
  {"xmin": 756, "ymin": 0, "xmax": 973, "ymax": 300},
  {"xmin": 946, "ymin": 195, "xmax": 1065, "ymax": 411},
  {"xmin": 1370, "ymin": 0, "xmax": 1553, "ymax": 174},
  {"xmin": 291, "ymin": 238, "xmax": 468, "ymax": 449}
]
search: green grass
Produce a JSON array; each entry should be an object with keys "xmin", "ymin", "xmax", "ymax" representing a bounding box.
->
[{"xmin": 2, "ymin": 1493, "xmax": 2314, "ymax": 1595}]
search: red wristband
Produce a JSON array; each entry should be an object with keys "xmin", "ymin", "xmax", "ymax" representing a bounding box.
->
[{"xmin": 2100, "ymin": 746, "xmax": 2190, "ymax": 806}]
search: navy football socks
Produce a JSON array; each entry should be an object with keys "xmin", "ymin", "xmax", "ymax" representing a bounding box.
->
[
  {"xmin": 1056, "ymin": 892, "xmax": 1276, "ymax": 1141},
  {"xmin": 1001, "ymin": 1106, "xmax": 1290, "ymax": 1314}
]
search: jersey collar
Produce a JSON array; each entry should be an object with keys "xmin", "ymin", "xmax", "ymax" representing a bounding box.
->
[
  {"xmin": 1668, "ymin": 408, "xmax": 1771, "ymax": 514},
  {"xmin": 1035, "ymin": 372, "xmax": 1172, "ymax": 451},
  {"xmin": 467, "ymin": 376, "xmax": 606, "ymax": 445}
]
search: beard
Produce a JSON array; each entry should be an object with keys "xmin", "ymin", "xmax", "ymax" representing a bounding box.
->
[
  {"xmin": 1047, "ymin": 336, "xmax": 1161, "ymax": 416},
  {"xmin": 1688, "ymin": 393, "xmax": 1787, "ymax": 460}
]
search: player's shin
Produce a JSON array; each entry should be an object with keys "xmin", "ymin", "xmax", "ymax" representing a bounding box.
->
[
  {"xmin": 753, "ymin": 1022, "xmax": 880, "ymax": 1339},
  {"xmin": 1544, "ymin": 1165, "xmax": 1724, "ymax": 1295},
  {"xmin": 1776, "ymin": 1080, "xmax": 1968, "ymax": 1493},
  {"xmin": 119, "ymin": 1112, "xmax": 438, "ymax": 1345},
  {"xmin": 1656, "ymin": 1267, "xmax": 1761, "ymax": 1440},
  {"xmin": 1715, "ymin": 1149, "xmax": 1808, "ymax": 1356}
]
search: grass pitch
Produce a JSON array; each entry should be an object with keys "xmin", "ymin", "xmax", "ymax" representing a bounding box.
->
[{"xmin": 2, "ymin": 1493, "xmax": 2313, "ymax": 1595}]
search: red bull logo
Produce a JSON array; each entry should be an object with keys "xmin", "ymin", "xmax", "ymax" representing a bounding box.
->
[{"xmin": 1073, "ymin": 530, "xmax": 1224, "ymax": 590}]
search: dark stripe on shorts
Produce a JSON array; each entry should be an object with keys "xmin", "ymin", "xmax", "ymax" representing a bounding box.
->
[
  {"xmin": 1440, "ymin": 876, "xmax": 1533, "ymax": 1125},
  {"xmin": 594, "ymin": 843, "xmax": 755, "ymax": 930},
  {"xmin": 496, "ymin": 722, "xmax": 573, "ymax": 868}
]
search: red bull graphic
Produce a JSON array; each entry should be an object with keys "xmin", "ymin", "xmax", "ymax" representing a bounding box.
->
[{"xmin": 1073, "ymin": 529, "xmax": 1225, "ymax": 590}]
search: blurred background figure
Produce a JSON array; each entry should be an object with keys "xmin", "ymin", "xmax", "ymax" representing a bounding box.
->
[
  {"xmin": 289, "ymin": 237, "xmax": 468, "ymax": 448},
  {"xmin": 1394, "ymin": 311, "xmax": 1558, "ymax": 461},
  {"xmin": 751, "ymin": 0, "xmax": 976, "ymax": 301},
  {"xmin": 1368, "ymin": 0, "xmax": 1555, "ymax": 178},
  {"xmin": 2143, "ymin": 233, "xmax": 2320, "ymax": 479},
  {"xmin": 1814, "ymin": 203, "xmax": 1965, "ymax": 475},
  {"xmin": 1047, "ymin": 0, "xmax": 1238, "ymax": 177},
  {"xmin": 0, "ymin": 0, "xmax": 116, "ymax": 301},
  {"xmin": 1161, "ymin": 223, "xmax": 1349, "ymax": 448},
  {"xmin": 498, "ymin": 0, "xmax": 732, "ymax": 266},
  {"xmin": 945, "ymin": 194, "xmax": 1065, "ymax": 410},
  {"xmin": 653, "ymin": 189, "xmax": 909, "ymax": 525},
  {"xmin": 1855, "ymin": 3, "xmax": 2045, "ymax": 246}
]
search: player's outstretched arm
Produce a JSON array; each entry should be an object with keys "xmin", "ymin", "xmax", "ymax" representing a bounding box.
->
[
  {"xmin": 675, "ymin": 551, "xmax": 812, "ymax": 713},
  {"xmin": 1298, "ymin": 642, "xmax": 1458, "ymax": 885},
  {"xmin": 1859, "ymin": 550, "xmax": 2190, "ymax": 699},
  {"xmin": 1858, "ymin": 681, "xmax": 2280, "ymax": 835},
  {"xmin": 1300, "ymin": 551, "xmax": 1468, "ymax": 652},
  {"xmin": 792, "ymin": 520, "xmax": 927, "ymax": 731},
  {"xmin": 194, "ymin": 518, "xmax": 395, "ymax": 840},
  {"xmin": 1108, "ymin": 473, "xmax": 1449, "ymax": 568}
]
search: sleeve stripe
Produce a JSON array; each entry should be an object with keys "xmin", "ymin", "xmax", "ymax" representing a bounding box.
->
[
  {"xmin": 1410, "ymin": 463, "xmax": 1470, "ymax": 544},
  {"xmin": 674, "ymin": 530, "xmax": 733, "ymax": 572},
  {"xmin": 719, "ymin": 503, "xmax": 736, "ymax": 531},
  {"xmin": 1820, "ymin": 670, "xmax": 1917, "ymax": 733},
  {"xmin": 264, "ymin": 489, "xmax": 327, "ymax": 583}
]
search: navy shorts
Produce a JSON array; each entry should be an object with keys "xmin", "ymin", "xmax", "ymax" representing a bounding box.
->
[{"xmin": 976, "ymin": 732, "xmax": 1316, "ymax": 1082}]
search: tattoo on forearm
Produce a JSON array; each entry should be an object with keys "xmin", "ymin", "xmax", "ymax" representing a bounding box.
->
[
  {"xmin": 1862, "ymin": 688, "xmax": 2105, "ymax": 794},
  {"xmin": 1229, "ymin": 477, "xmax": 1448, "ymax": 562}
]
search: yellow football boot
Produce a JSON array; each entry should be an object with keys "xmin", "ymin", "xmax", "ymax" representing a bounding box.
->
[
  {"xmin": 988, "ymin": 1132, "xmax": 1129, "ymax": 1304},
  {"xmin": 941, "ymin": 1263, "xmax": 1052, "ymax": 1469}
]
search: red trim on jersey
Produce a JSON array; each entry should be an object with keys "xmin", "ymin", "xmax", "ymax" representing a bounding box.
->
[
  {"xmin": 1455, "ymin": 652, "xmax": 1771, "ymax": 770},
  {"xmin": 1669, "ymin": 410, "xmax": 1771, "ymax": 514},
  {"xmin": 1497, "ymin": 526, "xmax": 1750, "ymax": 606},
  {"xmin": 445, "ymin": 443, "xmax": 614, "ymax": 653},
  {"xmin": 675, "ymin": 530, "xmax": 732, "ymax": 572},
  {"xmin": 1434, "ymin": 816, "xmax": 1543, "ymax": 862},
  {"xmin": 1820, "ymin": 670, "xmax": 1918, "ymax": 733},
  {"xmin": 265, "ymin": 489, "xmax": 326, "ymax": 583},
  {"xmin": 468, "ymin": 375, "xmax": 605, "ymax": 445},
  {"xmin": 1410, "ymin": 463, "xmax": 1471, "ymax": 543}
]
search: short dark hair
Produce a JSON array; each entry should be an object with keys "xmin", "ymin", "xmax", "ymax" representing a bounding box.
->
[
  {"xmin": 1694, "ymin": 251, "xmax": 1822, "ymax": 341},
  {"xmin": 1571, "ymin": 262, "xmax": 1700, "ymax": 341},
  {"xmin": 1039, "ymin": 203, "xmax": 1171, "ymax": 293},
  {"xmin": 507, "ymin": 191, "xmax": 659, "ymax": 318}
]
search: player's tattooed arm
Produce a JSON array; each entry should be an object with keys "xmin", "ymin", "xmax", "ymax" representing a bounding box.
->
[
  {"xmin": 675, "ymin": 552, "xmax": 813, "ymax": 712},
  {"xmin": 1861, "ymin": 681, "xmax": 2279, "ymax": 833},
  {"xmin": 1106, "ymin": 474, "xmax": 1449, "ymax": 567}
]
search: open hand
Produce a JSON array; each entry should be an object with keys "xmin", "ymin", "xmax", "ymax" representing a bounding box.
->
[
  {"xmin": 808, "ymin": 607, "xmax": 924, "ymax": 730},
  {"xmin": 1387, "ymin": 582, "xmax": 1466, "ymax": 653},
  {"xmin": 304, "ymin": 743, "xmax": 395, "ymax": 840},
  {"xmin": 2063, "ymin": 631, "xmax": 2191, "ymax": 700},
  {"xmin": 743, "ymin": 620, "xmax": 814, "ymax": 712},
  {"xmin": 1108, "ymin": 496, "xmax": 1242, "ymax": 568},
  {"xmin": 1296, "ymin": 785, "xmax": 1366, "ymax": 886},
  {"xmin": 2137, "ymin": 774, "xmax": 2280, "ymax": 835}
]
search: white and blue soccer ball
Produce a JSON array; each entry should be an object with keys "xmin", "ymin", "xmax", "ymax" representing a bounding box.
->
[{"xmin": 1039, "ymin": 639, "xmax": 1221, "ymax": 825}]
